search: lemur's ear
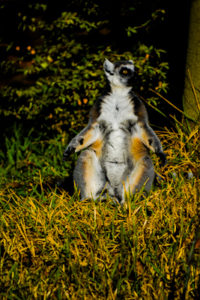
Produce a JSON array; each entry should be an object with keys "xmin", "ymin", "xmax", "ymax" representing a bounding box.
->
[
  {"xmin": 103, "ymin": 59, "xmax": 114, "ymax": 75},
  {"xmin": 128, "ymin": 60, "xmax": 134, "ymax": 64}
]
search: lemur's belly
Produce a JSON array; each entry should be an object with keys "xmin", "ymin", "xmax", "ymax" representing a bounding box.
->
[
  {"xmin": 102, "ymin": 129, "xmax": 130, "ymax": 186},
  {"xmin": 103, "ymin": 130, "xmax": 128, "ymax": 163},
  {"xmin": 97, "ymin": 93, "xmax": 138, "ymax": 186},
  {"xmin": 104, "ymin": 162, "xmax": 126, "ymax": 187}
]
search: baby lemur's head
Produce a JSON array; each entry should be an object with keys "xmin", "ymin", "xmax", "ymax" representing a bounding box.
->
[{"xmin": 103, "ymin": 59, "xmax": 135, "ymax": 88}]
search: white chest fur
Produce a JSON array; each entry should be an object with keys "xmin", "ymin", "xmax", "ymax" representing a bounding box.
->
[
  {"xmin": 98, "ymin": 88, "xmax": 138, "ymax": 127},
  {"xmin": 97, "ymin": 87, "xmax": 138, "ymax": 163}
]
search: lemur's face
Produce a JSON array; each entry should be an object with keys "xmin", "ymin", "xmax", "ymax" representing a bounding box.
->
[{"xmin": 103, "ymin": 59, "xmax": 135, "ymax": 87}]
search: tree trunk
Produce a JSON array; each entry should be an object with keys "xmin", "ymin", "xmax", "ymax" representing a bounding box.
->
[{"xmin": 183, "ymin": 0, "xmax": 200, "ymax": 123}]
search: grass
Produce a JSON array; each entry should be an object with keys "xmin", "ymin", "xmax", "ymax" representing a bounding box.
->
[{"xmin": 0, "ymin": 123, "xmax": 200, "ymax": 299}]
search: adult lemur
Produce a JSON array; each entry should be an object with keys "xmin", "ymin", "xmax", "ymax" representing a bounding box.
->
[{"xmin": 63, "ymin": 59, "xmax": 166, "ymax": 204}]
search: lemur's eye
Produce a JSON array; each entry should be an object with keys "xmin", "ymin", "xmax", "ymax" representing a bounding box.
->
[
  {"xmin": 120, "ymin": 68, "xmax": 131, "ymax": 76},
  {"xmin": 122, "ymin": 69, "xmax": 128, "ymax": 75}
]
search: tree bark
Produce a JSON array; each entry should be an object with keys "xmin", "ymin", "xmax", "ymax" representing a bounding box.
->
[{"xmin": 183, "ymin": 0, "xmax": 200, "ymax": 123}]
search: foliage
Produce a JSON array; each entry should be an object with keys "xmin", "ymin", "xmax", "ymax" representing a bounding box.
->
[
  {"xmin": 0, "ymin": 1, "xmax": 168, "ymax": 141},
  {"xmin": 0, "ymin": 124, "xmax": 200, "ymax": 299},
  {"xmin": 0, "ymin": 125, "xmax": 71, "ymax": 189}
]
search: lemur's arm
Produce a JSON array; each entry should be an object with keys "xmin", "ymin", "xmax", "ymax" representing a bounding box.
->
[
  {"xmin": 132, "ymin": 96, "xmax": 166, "ymax": 165},
  {"xmin": 63, "ymin": 98, "xmax": 102, "ymax": 160},
  {"xmin": 139, "ymin": 122, "xmax": 167, "ymax": 165},
  {"xmin": 63, "ymin": 122, "xmax": 100, "ymax": 160}
]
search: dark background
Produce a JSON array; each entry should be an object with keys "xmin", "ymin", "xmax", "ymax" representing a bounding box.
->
[{"xmin": 0, "ymin": 0, "xmax": 192, "ymax": 138}]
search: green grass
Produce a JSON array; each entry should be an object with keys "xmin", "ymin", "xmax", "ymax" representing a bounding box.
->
[{"xmin": 0, "ymin": 124, "xmax": 200, "ymax": 299}]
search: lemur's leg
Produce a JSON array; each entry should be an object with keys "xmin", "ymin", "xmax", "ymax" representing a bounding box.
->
[
  {"xmin": 121, "ymin": 137, "xmax": 155, "ymax": 204},
  {"xmin": 121, "ymin": 157, "xmax": 154, "ymax": 204},
  {"xmin": 63, "ymin": 122, "xmax": 100, "ymax": 159},
  {"xmin": 73, "ymin": 149, "xmax": 106, "ymax": 200}
]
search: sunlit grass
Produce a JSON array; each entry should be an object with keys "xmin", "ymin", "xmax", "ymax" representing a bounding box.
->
[{"xmin": 0, "ymin": 124, "xmax": 200, "ymax": 299}]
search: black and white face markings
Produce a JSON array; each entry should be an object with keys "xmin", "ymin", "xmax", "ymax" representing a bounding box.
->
[{"xmin": 103, "ymin": 59, "xmax": 135, "ymax": 87}]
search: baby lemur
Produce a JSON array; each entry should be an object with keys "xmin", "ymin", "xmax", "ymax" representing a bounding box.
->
[{"xmin": 63, "ymin": 59, "xmax": 166, "ymax": 204}]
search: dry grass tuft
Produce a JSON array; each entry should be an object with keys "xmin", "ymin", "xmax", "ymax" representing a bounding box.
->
[{"xmin": 0, "ymin": 125, "xmax": 200, "ymax": 299}]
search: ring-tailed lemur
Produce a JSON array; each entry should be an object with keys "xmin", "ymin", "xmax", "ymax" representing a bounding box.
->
[{"xmin": 63, "ymin": 59, "xmax": 166, "ymax": 204}]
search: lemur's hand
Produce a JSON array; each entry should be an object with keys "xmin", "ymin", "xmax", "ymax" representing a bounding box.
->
[
  {"xmin": 156, "ymin": 152, "xmax": 167, "ymax": 166},
  {"xmin": 63, "ymin": 136, "xmax": 84, "ymax": 161},
  {"xmin": 63, "ymin": 145, "xmax": 75, "ymax": 160}
]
